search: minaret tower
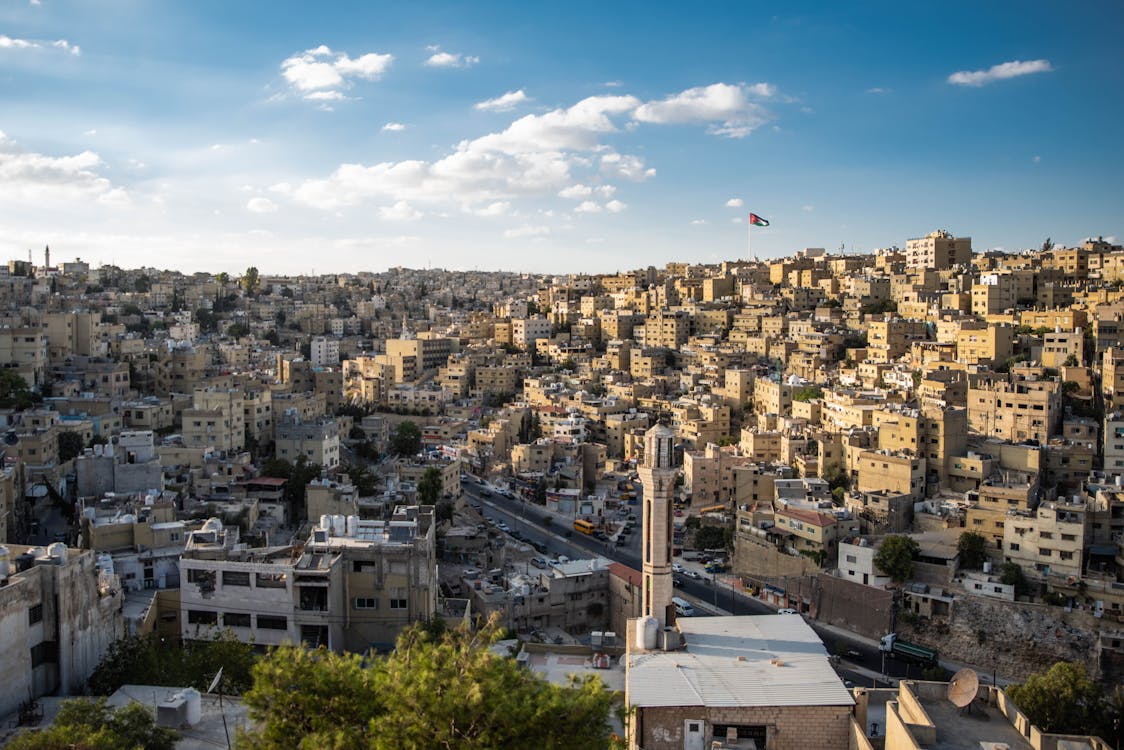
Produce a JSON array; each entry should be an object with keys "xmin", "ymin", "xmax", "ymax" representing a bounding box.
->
[{"xmin": 638, "ymin": 422, "xmax": 678, "ymax": 627}]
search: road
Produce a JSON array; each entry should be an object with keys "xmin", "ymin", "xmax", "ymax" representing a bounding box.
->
[{"xmin": 463, "ymin": 482, "xmax": 919, "ymax": 684}]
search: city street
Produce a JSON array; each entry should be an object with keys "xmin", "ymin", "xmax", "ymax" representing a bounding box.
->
[{"xmin": 462, "ymin": 481, "xmax": 917, "ymax": 684}]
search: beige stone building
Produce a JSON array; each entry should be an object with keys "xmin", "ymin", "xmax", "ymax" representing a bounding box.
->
[
  {"xmin": 967, "ymin": 377, "xmax": 1061, "ymax": 444},
  {"xmin": 905, "ymin": 229, "xmax": 971, "ymax": 269}
]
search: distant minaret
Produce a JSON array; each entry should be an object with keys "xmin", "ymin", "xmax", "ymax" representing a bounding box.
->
[
  {"xmin": 638, "ymin": 422, "xmax": 678, "ymax": 627},
  {"xmin": 44, "ymin": 245, "xmax": 49, "ymax": 270}
]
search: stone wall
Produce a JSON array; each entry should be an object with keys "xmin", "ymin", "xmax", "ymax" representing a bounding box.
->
[
  {"xmin": 634, "ymin": 703, "xmax": 852, "ymax": 750},
  {"xmin": 897, "ymin": 593, "xmax": 1101, "ymax": 681}
]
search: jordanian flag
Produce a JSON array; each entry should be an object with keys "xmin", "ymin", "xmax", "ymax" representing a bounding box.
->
[{"xmin": 749, "ymin": 213, "xmax": 770, "ymax": 227}]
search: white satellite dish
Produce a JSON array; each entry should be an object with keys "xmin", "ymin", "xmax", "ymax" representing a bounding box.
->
[{"xmin": 207, "ymin": 666, "xmax": 224, "ymax": 694}]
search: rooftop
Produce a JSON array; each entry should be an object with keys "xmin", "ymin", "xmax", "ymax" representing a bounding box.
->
[{"xmin": 627, "ymin": 615, "xmax": 853, "ymax": 709}]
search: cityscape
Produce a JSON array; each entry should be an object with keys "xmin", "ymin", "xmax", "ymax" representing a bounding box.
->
[{"xmin": 2, "ymin": 2, "xmax": 1124, "ymax": 750}]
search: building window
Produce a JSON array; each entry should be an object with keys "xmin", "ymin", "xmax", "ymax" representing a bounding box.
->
[
  {"xmin": 257, "ymin": 615, "xmax": 288, "ymax": 630},
  {"xmin": 30, "ymin": 641, "xmax": 58, "ymax": 668},
  {"xmin": 354, "ymin": 598, "xmax": 378, "ymax": 609},
  {"xmin": 187, "ymin": 610, "xmax": 218, "ymax": 625},
  {"xmin": 223, "ymin": 612, "xmax": 251, "ymax": 628},
  {"xmin": 29, "ymin": 604, "xmax": 43, "ymax": 625},
  {"xmin": 222, "ymin": 571, "xmax": 250, "ymax": 587},
  {"xmin": 390, "ymin": 588, "xmax": 408, "ymax": 610}
]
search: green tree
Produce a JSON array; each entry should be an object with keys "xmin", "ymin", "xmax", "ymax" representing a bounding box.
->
[
  {"xmin": 238, "ymin": 617, "xmax": 614, "ymax": 750},
  {"xmin": 8, "ymin": 697, "xmax": 177, "ymax": 750},
  {"xmin": 417, "ymin": 466, "xmax": 443, "ymax": 505},
  {"xmin": 57, "ymin": 430, "xmax": 85, "ymax": 463},
  {"xmin": 1006, "ymin": 662, "xmax": 1111, "ymax": 737},
  {"xmin": 792, "ymin": 385, "xmax": 823, "ymax": 402},
  {"xmin": 88, "ymin": 630, "xmax": 256, "ymax": 697},
  {"xmin": 241, "ymin": 266, "xmax": 260, "ymax": 295},
  {"xmin": 227, "ymin": 322, "xmax": 251, "ymax": 338},
  {"xmin": 956, "ymin": 531, "xmax": 988, "ymax": 570},
  {"xmin": 0, "ymin": 369, "xmax": 34, "ymax": 409},
  {"xmin": 1000, "ymin": 561, "xmax": 1031, "ymax": 596},
  {"xmin": 873, "ymin": 535, "xmax": 919, "ymax": 583},
  {"xmin": 390, "ymin": 420, "xmax": 422, "ymax": 457},
  {"xmin": 694, "ymin": 525, "xmax": 728, "ymax": 551}
]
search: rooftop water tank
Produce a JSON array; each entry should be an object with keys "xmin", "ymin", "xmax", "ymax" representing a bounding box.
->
[
  {"xmin": 47, "ymin": 543, "xmax": 67, "ymax": 564},
  {"xmin": 181, "ymin": 688, "xmax": 202, "ymax": 725},
  {"xmin": 319, "ymin": 514, "xmax": 331, "ymax": 532},
  {"xmin": 201, "ymin": 518, "xmax": 223, "ymax": 533},
  {"xmin": 635, "ymin": 616, "xmax": 658, "ymax": 650},
  {"xmin": 0, "ymin": 545, "xmax": 9, "ymax": 582}
]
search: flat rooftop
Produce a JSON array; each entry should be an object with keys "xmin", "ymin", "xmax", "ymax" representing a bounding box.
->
[
  {"xmin": 627, "ymin": 615, "xmax": 853, "ymax": 709},
  {"xmin": 911, "ymin": 682, "xmax": 1032, "ymax": 750}
]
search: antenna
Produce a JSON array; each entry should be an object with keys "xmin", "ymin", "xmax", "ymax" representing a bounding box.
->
[{"xmin": 947, "ymin": 667, "xmax": 980, "ymax": 712}]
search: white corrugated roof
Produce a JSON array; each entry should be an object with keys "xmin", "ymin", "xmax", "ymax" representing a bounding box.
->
[{"xmin": 626, "ymin": 616, "xmax": 854, "ymax": 708}]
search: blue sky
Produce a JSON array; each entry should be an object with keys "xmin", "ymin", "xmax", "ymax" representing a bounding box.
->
[{"xmin": 1, "ymin": 1, "xmax": 1121, "ymax": 275}]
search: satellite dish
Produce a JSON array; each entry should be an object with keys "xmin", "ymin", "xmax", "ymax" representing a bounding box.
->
[{"xmin": 947, "ymin": 668, "xmax": 980, "ymax": 709}]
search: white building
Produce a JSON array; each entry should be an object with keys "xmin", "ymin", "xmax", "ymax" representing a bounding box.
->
[{"xmin": 310, "ymin": 336, "xmax": 340, "ymax": 368}]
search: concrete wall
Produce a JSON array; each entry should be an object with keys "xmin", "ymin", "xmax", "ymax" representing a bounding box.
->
[{"xmin": 633, "ymin": 703, "xmax": 852, "ymax": 750}]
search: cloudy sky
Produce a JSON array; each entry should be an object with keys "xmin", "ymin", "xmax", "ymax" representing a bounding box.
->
[{"xmin": 1, "ymin": 1, "xmax": 1121, "ymax": 274}]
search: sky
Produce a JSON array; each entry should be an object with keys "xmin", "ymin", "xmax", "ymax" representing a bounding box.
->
[{"xmin": 1, "ymin": 1, "xmax": 1122, "ymax": 275}]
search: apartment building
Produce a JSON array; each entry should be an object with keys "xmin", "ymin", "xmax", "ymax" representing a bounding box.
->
[
  {"xmin": 968, "ymin": 378, "xmax": 1061, "ymax": 444},
  {"xmin": 0, "ymin": 544, "xmax": 124, "ymax": 720},
  {"xmin": 275, "ymin": 413, "xmax": 341, "ymax": 470},
  {"xmin": 905, "ymin": 229, "xmax": 971, "ymax": 269},
  {"xmin": 1003, "ymin": 500, "xmax": 1088, "ymax": 580},
  {"xmin": 179, "ymin": 508, "xmax": 436, "ymax": 652}
]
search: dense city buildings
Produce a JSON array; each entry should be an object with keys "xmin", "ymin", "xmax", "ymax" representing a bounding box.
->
[{"xmin": 1, "ymin": 234, "xmax": 1122, "ymax": 746}]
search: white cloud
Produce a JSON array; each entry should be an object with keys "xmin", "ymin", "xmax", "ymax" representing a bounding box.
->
[
  {"xmin": 51, "ymin": 39, "xmax": 79, "ymax": 56},
  {"xmin": 472, "ymin": 201, "xmax": 512, "ymax": 217},
  {"xmin": 948, "ymin": 59, "xmax": 1053, "ymax": 87},
  {"xmin": 559, "ymin": 184, "xmax": 592, "ymax": 199},
  {"xmin": 378, "ymin": 201, "xmax": 423, "ymax": 221},
  {"xmin": 605, "ymin": 199, "xmax": 626, "ymax": 213},
  {"xmin": 0, "ymin": 35, "xmax": 37, "ymax": 49},
  {"xmin": 600, "ymin": 152, "xmax": 655, "ymax": 181},
  {"xmin": 690, "ymin": 219, "xmax": 707, "ymax": 225},
  {"xmin": 381, "ymin": 122, "xmax": 405, "ymax": 132},
  {"xmin": 575, "ymin": 200, "xmax": 601, "ymax": 214},
  {"xmin": 633, "ymin": 82, "xmax": 772, "ymax": 138},
  {"xmin": 866, "ymin": 87, "xmax": 890, "ymax": 95},
  {"xmin": 474, "ymin": 90, "xmax": 530, "ymax": 112},
  {"xmin": 1032, "ymin": 155, "xmax": 1041, "ymax": 163},
  {"xmin": 280, "ymin": 45, "xmax": 393, "ymax": 101},
  {"xmin": 725, "ymin": 198, "xmax": 743, "ymax": 208},
  {"xmin": 802, "ymin": 204, "xmax": 814, "ymax": 212},
  {"xmin": 425, "ymin": 51, "xmax": 479, "ymax": 68},
  {"xmin": 0, "ymin": 130, "xmax": 127, "ymax": 205},
  {"xmin": 504, "ymin": 224, "xmax": 549, "ymax": 239},
  {"xmin": 246, "ymin": 197, "xmax": 277, "ymax": 214}
]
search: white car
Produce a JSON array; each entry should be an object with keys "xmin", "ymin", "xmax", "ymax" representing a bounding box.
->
[
  {"xmin": 672, "ymin": 563, "xmax": 685, "ymax": 573},
  {"xmin": 777, "ymin": 608, "xmax": 798, "ymax": 615}
]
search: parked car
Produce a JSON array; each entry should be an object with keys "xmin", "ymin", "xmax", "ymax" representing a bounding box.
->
[
  {"xmin": 687, "ymin": 570, "xmax": 702, "ymax": 580},
  {"xmin": 615, "ymin": 536, "xmax": 627, "ymax": 546},
  {"xmin": 777, "ymin": 608, "xmax": 798, "ymax": 615},
  {"xmin": 531, "ymin": 557, "xmax": 549, "ymax": 569},
  {"xmin": 672, "ymin": 563, "xmax": 685, "ymax": 573}
]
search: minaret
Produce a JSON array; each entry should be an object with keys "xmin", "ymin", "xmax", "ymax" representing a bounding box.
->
[
  {"xmin": 638, "ymin": 422, "xmax": 678, "ymax": 627},
  {"xmin": 44, "ymin": 245, "xmax": 49, "ymax": 271}
]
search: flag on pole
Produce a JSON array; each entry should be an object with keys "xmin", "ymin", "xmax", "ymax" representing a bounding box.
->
[{"xmin": 749, "ymin": 213, "xmax": 770, "ymax": 227}]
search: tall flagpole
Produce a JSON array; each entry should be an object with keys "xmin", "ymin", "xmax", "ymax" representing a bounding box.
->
[{"xmin": 748, "ymin": 215, "xmax": 753, "ymax": 261}]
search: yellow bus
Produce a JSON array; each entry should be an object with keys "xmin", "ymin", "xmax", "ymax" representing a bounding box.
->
[
  {"xmin": 698, "ymin": 504, "xmax": 728, "ymax": 515},
  {"xmin": 573, "ymin": 518, "xmax": 596, "ymax": 535}
]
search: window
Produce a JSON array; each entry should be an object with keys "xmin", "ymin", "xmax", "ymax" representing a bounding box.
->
[
  {"xmin": 29, "ymin": 604, "xmax": 43, "ymax": 626},
  {"xmin": 390, "ymin": 587, "xmax": 408, "ymax": 610},
  {"xmin": 222, "ymin": 571, "xmax": 250, "ymax": 587},
  {"xmin": 354, "ymin": 598, "xmax": 378, "ymax": 609},
  {"xmin": 188, "ymin": 610, "xmax": 218, "ymax": 625},
  {"xmin": 31, "ymin": 641, "xmax": 58, "ymax": 667},
  {"xmin": 257, "ymin": 615, "xmax": 288, "ymax": 630},
  {"xmin": 224, "ymin": 612, "xmax": 251, "ymax": 627}
]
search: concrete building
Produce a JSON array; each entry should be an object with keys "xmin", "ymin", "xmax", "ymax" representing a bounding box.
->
[
  {"xmin": 905, "ymin": 229, "xmax": 971, "ymax": 269},
  {"xmin": 0, "ymin": 544, "xmax": 124, "ymax": 720},
  {"xmin": 968, "ymin": 378, "xmax": 1061, "ymax": 444},
  {"xmin": 275, "ymin": 413, "xmax": 341, "ymax": 470},
  {"xmin": 309, "ymin": 335, "xmax": 340, "ymax": 368},
  {"xmin": 180, "ymin": 508, "xmax": 436, "ymax": 652},
  {"xmin": 625, "ymin": 616, "xmax": 853, "ymax": 750}
]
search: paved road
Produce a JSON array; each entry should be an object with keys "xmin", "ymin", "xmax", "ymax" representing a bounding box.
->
[{"xmin": 465, "ymin": 482, "xmax": 943, "ymax": 683}]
